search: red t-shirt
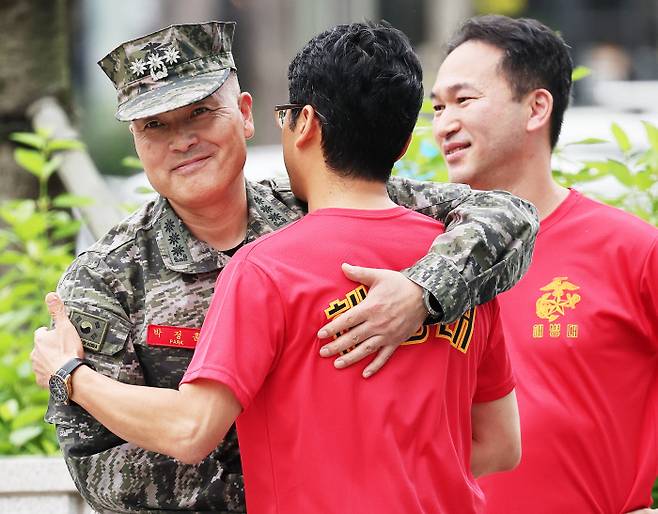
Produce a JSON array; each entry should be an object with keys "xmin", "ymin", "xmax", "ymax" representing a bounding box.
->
[
  {"xmin": 479, "ymin": 190, "xmax": 658, "ymax": 513},
  {"xmin": 182, "ymin": 206, "xmax": 514, "ymax": 514}
]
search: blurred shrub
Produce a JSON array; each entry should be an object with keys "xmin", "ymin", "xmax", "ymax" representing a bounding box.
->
[{"xmin": 0, "ymin": 130, "xmax": 88, "ymax": 455}]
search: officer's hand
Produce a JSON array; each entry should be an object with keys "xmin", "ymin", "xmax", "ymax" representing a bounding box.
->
[
  {"xmin": 317, "ymin": 263, "xmax": 427, "ymax": 378},
  {"xmin": 32, "ymin": 293, "xmax": 85, "ymax": 388}
]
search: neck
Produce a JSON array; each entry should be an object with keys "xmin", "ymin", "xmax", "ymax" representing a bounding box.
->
[
  {"xmin": 508, "ymin": 171, "xmax": 570, "ymax": 221},
  {"xmin": 305, "ymin": 167, "xmax": 396, "ymax": 212},
  {"xmin": 473, "ymin": 144, "xmax": 569, "ymax": 220},
  {"xmin": 505, "ymin": 149, "xmax": 569, "ymax": 220},
  {"xmin": 169, "ymin": 178, "xmax": 248, "ymax": 251}
]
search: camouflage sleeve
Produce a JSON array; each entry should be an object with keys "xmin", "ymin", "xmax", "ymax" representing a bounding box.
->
[
  {"xmin": 46, "ymin": 255, "xmax": 244, "ymax": 513},
  {"xmin": 386, "ymin": 176, "xmax": 539, "ymax": 323}
]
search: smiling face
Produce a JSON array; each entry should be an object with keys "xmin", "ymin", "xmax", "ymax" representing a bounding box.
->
[
  {"xmin": 130, "ymin": 78, "xmax": 254, "ymax": 211},
  {"xmin": 431, "ymin": 41, "xmax": 530, "ymax": 190}
]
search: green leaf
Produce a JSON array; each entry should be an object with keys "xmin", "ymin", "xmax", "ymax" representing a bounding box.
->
[
  {"xmin": 14, "ymin": 213, "xmax": 48, "ymax": 241},
  {"xmin": 134, "ymin": 186, "xmax": 155, "ymax": 195},
  {"xmin": 42, "ymin": 154, "xmax": 64, "ymax": 181},
  {"xmin": 607, "ymin": 159, "xmax": 633, "ymax": 187},
  {"xmin": 0, "ymin": 399, "xmax": 19, "ymax": 421},
  {"xmin": 12, "ymin": 407, "xmax": 46, "ymax": 429},
  {"xmin": 52, "ymin": 193, "xmax": 94, "ymax": 208},
  {"xmin": 41, "ymin": 437, "xmax": 59, "ymax": 455},
  {"xmin": 9, "ymin": 425, "xmax": 43, "ymax": 447},
  {"xmin": 572, "ymin": 66, "xmax": 592, "ymax": 81},
  {"xmin": 610, "ymin": 123, "xmax": 631, "ymax": 153},
  {"xmin": 46, "ymin": 139, "xmax": 85, "ymax": 152},
  {"xmin": 0, "ymin": 307, "xmax": 34, "ymax": 331},
  {"xmin": 51, "ymin": 220, "xmax": 82, "ymax": 240},
  {"xmin": 13, "ymin": 148, "xmax": 46, "ymax": 178},
  {"xmin": 9, "ymin": 132, "xmax": 46, "ymax": 150},
  {"xmin": 642, "ymin": 121, "xmax": 658, "ymax": 153},
  {"xmin": 564, "ymin": 138, "xmax": 608, "ymax": 146},
  {"xmin": 419, "ymin": 98, "xmax": 435, "ymax": 115},
  {"xmin": 122, "ymin": 156, "xmax": 143, "ymax": 169},
  {"xmin": 0, "ymin": 251, "xmax": 24, "ymax": 266},
  {"xmin": 635, "ymin": 169, "xmax": 655, "ymax": 190},
  {"xmin": 35, "ymin": 127, "xmax": 53, "ymax": 139}
]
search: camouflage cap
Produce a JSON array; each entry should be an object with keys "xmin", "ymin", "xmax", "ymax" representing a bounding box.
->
[{"xmin": 98, "ymin": 21, "xmax": 237, "ymax": 121}]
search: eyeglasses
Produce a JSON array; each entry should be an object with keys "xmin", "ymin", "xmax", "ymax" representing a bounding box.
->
[
  {"xmin": 274, "ymin": 104, "xmax": 303, "ymax": 129},
  {"xmin": 273, "ymin": 103, "xmax": 328, "ymax": 129}
]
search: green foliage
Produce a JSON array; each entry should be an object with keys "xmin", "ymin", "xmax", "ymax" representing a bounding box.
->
[
  {"xmin": 119, "ymin": 155, "xmax": 156, "ymax": 213},
  {"xmin": 394, "ymin": 99, "xmax": 448, "ymax": 182},
  {"xmin": 121, "ymin": 155, "xmax": 143, "ymax": 171},
  {"xmin": 572, "ymin": 66, "xmax": 592, "ymax": 82},
  {"xmin": 0, "ymin": 129, "xmax": 88, "ymax": 455},
  {"xmin": 553, "ymin": 121, "xmax": 658, "ymax": 226}
]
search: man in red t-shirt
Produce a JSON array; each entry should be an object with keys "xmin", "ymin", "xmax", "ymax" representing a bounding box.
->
[
  {"xmin": 430, "ymin": 15, "xmax": 658, "ymax": 513},
  {"xmin": 31, "ymin": 21, "xmax": 521, "ymax": 514}
]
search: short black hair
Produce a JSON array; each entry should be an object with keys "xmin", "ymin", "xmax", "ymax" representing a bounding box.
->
[
  {"xmin": 447, "ymin": 15, "xmax": 573, "ymax": 149},
  {"xmin": 287, "ymin": 21, "xmax": 423, "ymax": 181}
]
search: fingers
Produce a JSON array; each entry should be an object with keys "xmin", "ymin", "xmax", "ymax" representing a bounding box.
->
[
  {"xmin": 319, "ymin": 322, "xmax": 368, "ymax": 356},
  {"xmin": 30, "ymin": 330, "xmax": 51, "ymax": 388},
  {"xmin": 362, "ymin": 345, "xmax": 397, "ymax": 378},
  {"xmin": 318, "ymin": 305, "xmax": 368, "ymax": 340},
  {"xmin": 34, "ymin": 326, "xmax": 49, "ymax": 340},
  {"xmin": 341, "ymin": 263, "xmax": 379, "ymax": 285},
  {"xmin": 332, "ymin": 336, "xmax": 382, "ymax": 369},
  {"xmin": 45, "ymin": 292, "xmax": 68, "ymax": 326}
]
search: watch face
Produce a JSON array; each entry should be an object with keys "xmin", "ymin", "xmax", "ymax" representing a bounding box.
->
[{"xmin": 49, "ymin": 374, "xmax": 68, "ymax": 403}]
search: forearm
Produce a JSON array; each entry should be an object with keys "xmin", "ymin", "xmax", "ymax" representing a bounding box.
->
[
  {"xmin": 470, "ymin": 391, "xmax": 521, "ymax": 478},
  {"xmin": 403, "ymin": 188, "xmax": 539, "ymax": 322},
  {"xmin": 70, "ymin": 366, "xmax": 196, "ymax": 460},
  {"xmin": 471, "ymin": 437, "xmax": 514, "ymax": 478}
]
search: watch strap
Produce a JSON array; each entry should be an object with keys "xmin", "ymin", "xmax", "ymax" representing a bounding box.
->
[
  {"xmin": 58, "ymin": 357, "xmax": 94, "ymax": 377},
  {"xmin": 423, "ymin": 288, "xmax": 444, "ymax": 323}
]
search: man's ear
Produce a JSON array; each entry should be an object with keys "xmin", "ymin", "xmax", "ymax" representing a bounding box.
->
[
  {"xmin": 294, "ymin": 105, "xmax": 322, "ymax": 149},
  {"xmin": 526, "ymin": 88, "xmax": 553, "ymax": 134},
  {"xmin": 239, "ymin": 92, "xmax": 255, "ymax": 140}
]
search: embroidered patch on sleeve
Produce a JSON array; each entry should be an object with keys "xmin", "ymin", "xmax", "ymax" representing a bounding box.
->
[{"xmin": 69, "ymin": 310, "xmax": 109, "ymax": 352}]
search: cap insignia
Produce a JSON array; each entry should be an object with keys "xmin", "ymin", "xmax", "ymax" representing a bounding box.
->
[{"xmin": 130, "ymin": 44, "xmax": 181, "ymax": 81}]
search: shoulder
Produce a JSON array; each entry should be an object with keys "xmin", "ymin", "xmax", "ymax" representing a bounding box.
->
[
  {"xmin": 63, "ymin": 197, "xmax": 165, "ymax": 279},
  {"xmin": 234, "ymin": 217, "xmax": 304, "ymax": 266},
  {"xmin": 386, "ymin": 175, "xmax": 468, "ymax": 208},
  {"xmin": 573, "ymin": 192, "xmax": 658, "ymax": 242},
  {"xmin": 250, "ymin": 177, "xmax": 305, "ymax": 210},
  {"xmin": 83, "ymin": 197, "xmax": 163, "ymax": 258}
]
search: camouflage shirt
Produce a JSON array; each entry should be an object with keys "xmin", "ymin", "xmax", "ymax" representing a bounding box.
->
[{"xmin": 46, "ymin": 177, "xmax": 538, "ymax": 513}]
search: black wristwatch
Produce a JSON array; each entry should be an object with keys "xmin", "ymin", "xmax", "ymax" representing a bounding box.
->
[
  {"xmin": 422, "ymin": 288, "xmax": 444, "ymax": 324},
  {"xmin": 48, "ymin": 357, "xmax": 94, "ymax": 405}
]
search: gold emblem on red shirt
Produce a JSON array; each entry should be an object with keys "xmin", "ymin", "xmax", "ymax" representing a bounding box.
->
[
  {"xmin": 533, "ymin": 277, "xmax": 581, "ymax": 339},
  {"xmin": 535, "ymin": 277, "xmax": 581, "ymax": 322}
]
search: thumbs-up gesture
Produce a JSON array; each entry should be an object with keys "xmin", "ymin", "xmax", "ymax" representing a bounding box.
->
[{"xmin": 31, "ymin": 293, "xmax": 85, "ymax": 388}]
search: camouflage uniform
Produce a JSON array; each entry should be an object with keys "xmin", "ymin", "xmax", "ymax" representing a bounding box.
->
[{"xmin": 46, "ymin": 176, "xmax": 537, "ymax": 513}]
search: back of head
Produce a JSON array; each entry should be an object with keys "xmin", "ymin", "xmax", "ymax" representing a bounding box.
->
[
  {"xmin": 447, "ymin": 15, "xmax": 573, "ymax": 148},
  {"xmin": 287, "ymin": 21, "xmax": 423, "ymax": 181}
]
